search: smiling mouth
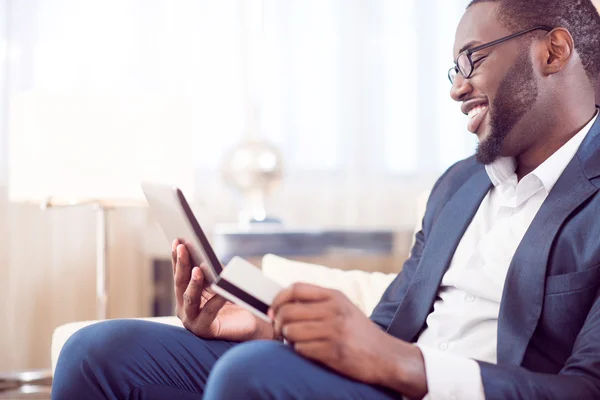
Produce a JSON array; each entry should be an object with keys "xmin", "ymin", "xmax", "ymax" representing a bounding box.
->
[{"xmin": 467, "ymin": 104, "xmax": 489, "ymax": 134}]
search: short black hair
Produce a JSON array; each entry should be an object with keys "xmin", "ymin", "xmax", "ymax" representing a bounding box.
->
[{"xmin": 468, "ymin": 0, "xmax": 600, "ymax": 84}]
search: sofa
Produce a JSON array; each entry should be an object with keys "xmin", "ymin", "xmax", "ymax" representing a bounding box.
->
[{"xmin": 50, "ymin": 191, "xmax": 429, "ymax": 375}]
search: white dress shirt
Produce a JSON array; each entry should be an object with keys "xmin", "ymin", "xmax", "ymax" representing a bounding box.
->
[{"xmin": 415, "ymin": 113, "xmax": 597, "ymax": 400}]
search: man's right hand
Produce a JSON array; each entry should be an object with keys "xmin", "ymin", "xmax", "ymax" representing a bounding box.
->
[{"xmin": 171, "ymin": 239, "xmax": 274, "ymax": 342}]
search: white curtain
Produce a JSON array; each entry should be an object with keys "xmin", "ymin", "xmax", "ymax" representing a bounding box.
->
[
  {"xmin": 3, "ymin": 0, "xmax": 474, "ymax": 229},
  {"xmin": 0, "ymin": 0, "xmax": 477, "ymax": 371}
]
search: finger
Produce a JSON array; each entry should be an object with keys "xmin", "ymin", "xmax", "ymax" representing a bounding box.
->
[
  {"xmin": 196, "ymin": 293, "xmax": 227, "ymax": 328},
  {"xmin": 174, "ymin": 244, "xmax": 192, "ymax": 308},
  {"xmin": 275, "ymin": 302, "xmax": 330, "ymax": 327},
  {"xmin": 171, "ymin": 239, "xmax": 180, "ymax": 274},
  {"xmin": 273, "ymin": 318, "xmax": 282, "ymax": 339},
  {"xmin": 183, "ymin": 267, "xmax": 204, "ymax": 320},
  {"xmin": 270, "ymin": 283, "xmax": 333, "ymax": 316},
  {"xmin": 282, "ymin": 321, "xmax": 332, "ymax": 343}
]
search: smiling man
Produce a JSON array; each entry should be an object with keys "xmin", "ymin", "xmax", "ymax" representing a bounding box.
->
[{"xmin": 52, "ymin": 1, "xmax": 600, "ymax": 399}]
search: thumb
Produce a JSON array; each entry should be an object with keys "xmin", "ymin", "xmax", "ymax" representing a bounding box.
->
[{"xmin": 197, "ymin": 293, "xmax": 228, "ymax": 326}]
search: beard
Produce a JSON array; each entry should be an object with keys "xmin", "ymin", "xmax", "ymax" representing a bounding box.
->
[{"xmin": 476, "ymin": 50, "xmax": 539, "ymax": 164}]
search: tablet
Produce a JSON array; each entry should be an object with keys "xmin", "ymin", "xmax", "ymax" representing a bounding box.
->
[{"xmin": 141, "ymin": 182, "xmax": 223, "ymax": 284}]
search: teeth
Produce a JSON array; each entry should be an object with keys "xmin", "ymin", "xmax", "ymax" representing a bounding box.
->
[{"xmin": 468, "ymin": 105, "xmax": 488, "ymax": 119}]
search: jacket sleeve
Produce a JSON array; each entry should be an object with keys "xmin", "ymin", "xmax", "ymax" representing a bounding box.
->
[{"xmin": 478, "ymin": 286, "xmax": 600, "ymax": 399}]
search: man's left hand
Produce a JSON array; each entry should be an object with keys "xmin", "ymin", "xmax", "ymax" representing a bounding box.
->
[{"xmin": 269, "ymin": 283, "xmax": 428, "ymax": 399}]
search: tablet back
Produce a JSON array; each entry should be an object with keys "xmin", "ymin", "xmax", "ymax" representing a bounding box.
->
[{"xmin": 141, "ymin": 181, "xmax": 223, "ymax": 284}]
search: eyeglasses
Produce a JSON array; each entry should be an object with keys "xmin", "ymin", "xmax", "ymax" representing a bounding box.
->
[{"xmin": 448, "ymin": 25, "xmax": 553, "ymax": 84}]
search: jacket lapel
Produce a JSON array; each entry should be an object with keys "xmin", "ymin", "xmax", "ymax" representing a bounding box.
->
[
  {"xmin": 497, "ymin": 156, "xmax": 598, "ymax": 365},
  {"xmin": 387, "ymin": 168, "xmax": 492, "ymax": 341}
]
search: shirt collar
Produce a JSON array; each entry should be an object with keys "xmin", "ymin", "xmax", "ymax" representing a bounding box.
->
[
  {"xmin": 485, "ymin": 156, "xmax": 516, "ymax": 187},
  {"xmin": 485, "ymin": 111, "xmax": 598, "ymax": 191}
]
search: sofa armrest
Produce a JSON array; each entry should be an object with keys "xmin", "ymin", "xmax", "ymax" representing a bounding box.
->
[{"xmin": 51, "ymin": 316, "xmax": 182, "ymax": 376}]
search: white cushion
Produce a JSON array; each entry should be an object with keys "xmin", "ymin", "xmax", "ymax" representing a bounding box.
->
[{"xmin": 261, "ymin": 254, "xmax": 396, "ymax": 316}]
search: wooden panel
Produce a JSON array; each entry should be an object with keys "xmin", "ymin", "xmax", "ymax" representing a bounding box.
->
[
  {"xmin": 0, "ymin": 204, "xmax": 150, "ymax": 371},
  {"xmin": 0, "ymin": 186, "xmax": 10, "ymax": 372},
  {"xmin": 247, "ymin": 254, "xmax": 405, "ymax": 274}
]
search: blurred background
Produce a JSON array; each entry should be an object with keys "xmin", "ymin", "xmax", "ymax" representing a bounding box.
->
[{"xmin": 0, "ymin": 0, "xmax": 596, "ymax": 377}]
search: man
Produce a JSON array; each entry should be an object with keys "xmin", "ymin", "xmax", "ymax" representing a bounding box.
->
[{"xmin": 52, "ymin": 0, "xmax": 600, "ymax": 398}]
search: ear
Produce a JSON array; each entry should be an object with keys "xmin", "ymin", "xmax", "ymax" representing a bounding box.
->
[{"xmin": 537, "ymin": 28, "xmax": 574, "ymax": 76}]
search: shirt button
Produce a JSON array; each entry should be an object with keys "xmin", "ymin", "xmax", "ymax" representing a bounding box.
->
[
  {"xmin": 465, "ymin": 294, "xmax": 476, "ymax": 302},
  {"xmin": 439, "ymin": 342, "xmax": 449, "ymax": 351}
]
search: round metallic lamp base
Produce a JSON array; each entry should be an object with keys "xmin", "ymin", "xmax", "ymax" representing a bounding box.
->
[{"xmin": 0, "ymin": 369, "xmax": 52, "ymax": 399}]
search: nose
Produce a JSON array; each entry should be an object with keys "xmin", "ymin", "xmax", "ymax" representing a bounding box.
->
[{"xmin": 450, "ymin": 74, "xmax": 472, "ymax": 102}]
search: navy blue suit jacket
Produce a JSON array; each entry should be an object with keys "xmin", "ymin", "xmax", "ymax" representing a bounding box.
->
[{"xmin": 370, "ymin": 116, "xmax": 600, "ymax": 399}]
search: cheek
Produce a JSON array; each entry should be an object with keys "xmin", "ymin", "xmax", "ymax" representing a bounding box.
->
[
  {"xmin": 469, "ymin": 74, "xmax": 500, "ymax": 109},
  {"xmin": 470, "ymin": 56, "xmax": 514, "ymax": 103}
]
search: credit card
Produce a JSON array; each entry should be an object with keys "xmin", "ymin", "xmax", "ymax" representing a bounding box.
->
[{"xmin": 211, "ymin": 256, "xmax": 283, "ymax": 321}]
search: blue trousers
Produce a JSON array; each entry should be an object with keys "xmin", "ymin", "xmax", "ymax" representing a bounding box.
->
[{"xmin": 52, "ymin": 320, "xmax": 398, "ymax": 399}]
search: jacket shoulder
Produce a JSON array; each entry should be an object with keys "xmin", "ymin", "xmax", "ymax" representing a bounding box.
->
[
  {"xmin": 419, "ymin": 155, "xmax": 484, "ymax": 233},
  {"xmin": 429, "ymin": 155, "xmax": 483, "ymax": 202}
]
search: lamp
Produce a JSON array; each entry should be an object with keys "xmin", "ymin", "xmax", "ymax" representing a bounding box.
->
[
  {"xmin": 8, "ymin": 90, "xmax": 195, "ymax": 320},
  {"xmin": 220, "ymin": 0, "xmax": 285, "ymax": 225}
]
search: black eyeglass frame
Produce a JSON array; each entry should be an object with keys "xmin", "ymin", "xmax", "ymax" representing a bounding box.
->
[{"xmin": 448, "ymin": 25, "xmax": 554, "ymax": 84}]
